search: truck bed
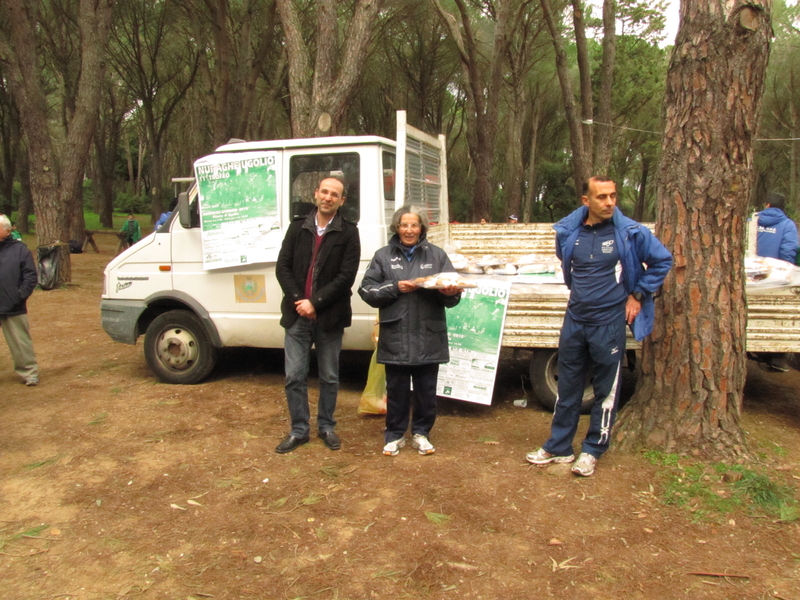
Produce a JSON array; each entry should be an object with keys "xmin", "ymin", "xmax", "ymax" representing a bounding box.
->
[{"xmin": 429, "ymin": 222, "xmax": 800, "ymax": 353}]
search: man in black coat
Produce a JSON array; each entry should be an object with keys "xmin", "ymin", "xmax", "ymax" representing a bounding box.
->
[
  {"xmin": 0, "ymin": 214, "xmax": 39, "ymax": 386},
  {"xmin": 274, "ymin": 178, "xmax": 361, "ymax": 453}
]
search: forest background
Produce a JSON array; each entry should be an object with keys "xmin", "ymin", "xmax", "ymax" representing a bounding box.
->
[{"xmin": 0, "ymin": 0, "xmax": 798, "ymax": 242}]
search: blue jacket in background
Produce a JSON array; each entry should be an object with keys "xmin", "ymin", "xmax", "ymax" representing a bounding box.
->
[
  {"xmin": 757, "ymin": 207, "xmax": 798, "ymax": 264},
  {"xmin": 554, "ymin": 206, "xmax": 673, "ymax": 341}
]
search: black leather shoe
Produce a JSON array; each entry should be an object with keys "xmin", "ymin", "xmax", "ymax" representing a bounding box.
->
[
  {"xmin": 275, "ymin": 434, "xmax": 310, "ymax": 454},
  {"xmin": 319, "ymin": 430, "xmax": 341, "ymax": 451}
]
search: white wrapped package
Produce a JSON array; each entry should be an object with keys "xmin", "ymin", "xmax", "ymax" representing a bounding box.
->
[
  {"xmin": 413, "ymin": 272, "xmax": 478, "ymax": 289},
  {"xmin": 745, "ymin": 256, "xmax": 800, "ymax": 292}
]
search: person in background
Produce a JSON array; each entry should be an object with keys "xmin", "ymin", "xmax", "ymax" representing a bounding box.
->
[
  {"xmin": 359, "ymin": 205, "xmax": 462, "ymax": 457},
  {"xmin": 10, "ymin": 223, "xmax": 22, "ymax": 240},
  {"xmin": 526, "ymin": 177, "xmax": 672, "ymax": 477},
  {"xmin": 757, "ymin": 191, "xmax": 798, "ymax": 265},
  {"xmin": 507, "ymin": 214, "xmax": 519, "ymax": 224},
  {"xmin": 120, "ymin": 213, "xmax": 142, "ymax": 247},
  {"xmin": 274, "ymin": 177, "xmax": 361, "ymax": 454},
  {"xmin": 155, "ymin": 198, "xmax": 178, "ymax": 230},
  {"xmin": 755, "ymin": 192, "xmax": 799, "ymax": 372},
  {"xmin": 0, "ymin": 214, "xmax": 39, "ymax": 386}
]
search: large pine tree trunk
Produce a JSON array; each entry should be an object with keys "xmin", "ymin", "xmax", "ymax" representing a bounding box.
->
[
  {"xmin": 1, "ymin": 0, "xmax": 112, "ymax": 283},
  {"xmin": 539, "ymin": 0, "xmax": 589, "ymax": 192},
  {"xmin": 277, "ymin": 0, "xmax": 380, "ymax": 138},
  {"xmin": 615, "ymin": 0, "xmax": 773, "ymax": 457},
  {"xmin": 593, "ymin": 0, "xmax": 616, "ymax": 175}
]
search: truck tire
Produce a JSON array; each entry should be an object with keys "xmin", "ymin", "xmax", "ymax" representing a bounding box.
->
[
  {"xmin": 144, "ymin": 310, "xmax": 218, "ymax": 384},
  {"xmin": 529, "ymin": 349, "xmax": 593, "ymax": 413}
]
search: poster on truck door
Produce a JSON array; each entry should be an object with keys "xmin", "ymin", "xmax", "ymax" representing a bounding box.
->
[
  {"xmin": 194, "ymin": 151, "xmax": 282, "ymax": 270},
  {"xmin": 437, "ymin": 279, "xmax": 511, "ymax": 405}
]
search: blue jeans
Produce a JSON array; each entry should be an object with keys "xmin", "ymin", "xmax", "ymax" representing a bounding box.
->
[
  {"xmin": 543, "ymin": 313, "xmax": 626, "ymax": 459},
  {"xmin": 284, "ymin": 317, "xmax": 343, "ymax": 438}
]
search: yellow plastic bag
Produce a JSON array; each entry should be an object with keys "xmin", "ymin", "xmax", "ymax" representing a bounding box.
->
[{"xmin": 359, "ymin": 347, "xmax": 387, "ymax": 415}]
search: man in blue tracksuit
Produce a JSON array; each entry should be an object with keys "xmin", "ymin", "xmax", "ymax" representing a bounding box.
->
[
  {"xmin": 756, "ymin": 192, "xmax": 798, "ymax": 265},
  {"xmin": 526, "ymin": 177, "xmax": 672, "ymax": 476}
]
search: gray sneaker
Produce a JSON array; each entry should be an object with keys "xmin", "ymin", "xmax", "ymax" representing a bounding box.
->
[
  {"xmin": 526, "ymin": 447, "xmax": 574, "ymax": 465},
  {"xmin": 383, "ymin": 438, "xmax": 406, "ymax": 456},
  {"xmin": 412, "ymin": 434, "xmax": 435, "ymax": 455},
  {"xmin": 571, "ymin": 453, "xmax": 597, "ymax": 477},
  {"xmin": 25, "ymin": 376, "xmax": 39, "ymax": 386}
]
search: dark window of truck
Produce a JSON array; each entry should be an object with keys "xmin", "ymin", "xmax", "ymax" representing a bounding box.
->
[
  {"xmin": 290, "ymin": 153, "xmax": 360, "ymax": 223},
  {"xmin": 382, "ymin": 151, "xmax": 396, "ymax": 202}
]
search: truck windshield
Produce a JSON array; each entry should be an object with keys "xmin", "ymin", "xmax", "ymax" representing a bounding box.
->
[{"xmin": 290, "ymin": 153, "xmax": 360, "ymax": 223}]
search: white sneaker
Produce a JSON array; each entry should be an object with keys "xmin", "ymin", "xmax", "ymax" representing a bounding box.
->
[
  {"xmin": 571, "ymin": 453, "xmax": 597, "ymax": 477},
  {"xmin": 412, "ymin": 434, "xmax": 435, "ymax": 455},
  {"xmin": 525, "ymin": 447, "xmax": 574, "ymax": 465},
  {"xmin": 383, "ymin": 438, "xmax": 406, "ymax": 456}
]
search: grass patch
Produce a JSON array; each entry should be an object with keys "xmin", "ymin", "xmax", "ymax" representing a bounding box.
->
[
  {"xmin": 0, "ymin": 524, "xmax": 50, "ymax": 551},
  {"xmin": 650, "ymin": 457, "xmax": 797, "ymax": 523},
  {"xmin": 425, "ymin": 511, "xmax": 452, "ymax": 525},
  {"xmin": 642, "ymin": 449, "xmax": 680, "ymax": 467},
  {"xmin": 300, "ymin": 492, "xmax": 324, "ymax": 506},
  {"xmin": 87, "ymin": 412, "xmax": 108, "ymax": 425},
  {"xmin": 23, "ymin": 456, "xmax": 59, "ymax": 470}
]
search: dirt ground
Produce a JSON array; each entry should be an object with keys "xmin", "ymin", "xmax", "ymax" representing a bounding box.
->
[{"xmin": 1, "ymin": 235, "xmax": 799, "ymax": 600}]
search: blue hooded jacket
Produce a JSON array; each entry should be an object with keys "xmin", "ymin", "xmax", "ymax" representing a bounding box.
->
[
  {"xmin": 553, "ymin": 206, "xmax": 673, "ymax": 341},
  {"xmin": 757, "ymin": 207, "xmax": 798, "ymax": 264}
]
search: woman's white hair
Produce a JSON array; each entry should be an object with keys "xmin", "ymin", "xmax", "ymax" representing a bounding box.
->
[
  {"xmin": 389, "ymin": 205, "xmax": 429, "ymax": 237},
  {"xmin": 0, "ymin": 214, "xmax": 11, "ymax": 231}
]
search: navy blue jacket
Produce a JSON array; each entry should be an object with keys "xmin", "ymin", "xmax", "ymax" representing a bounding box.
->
[
  {"xmin": 554, "ymin": 207, "xmax": 673, "ymax": 341},
  {"xmin": 757, "ymin": 207, "xmax": 798, "ymax": 264},
  {"xmin": 359, "ymin": 235, "xmax": 460, "ymax": 365},
  {"xmin": 0, "ymin": 238, "xmax": 38, "ymax": 316}
]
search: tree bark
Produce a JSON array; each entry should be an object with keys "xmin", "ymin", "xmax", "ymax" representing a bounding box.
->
[
  {"xmin": 593, "ymin": 0, "xmax": 616, "ymax": 174},
  {"xmin": 523, "ymin": 101, "xmax": 542, "ymax": 221},
  {"xmin": 571, "ymin": 0, "xmax": 593, "ymax": 164},
  {"xmin": 615, "ymin": 0, "xmax": 773, "ymax": 458},
  {"xmin": 277, "ymin": 0, "xmax": 381, "ymax": 138},
  {"xmin": 632, "ymin": 155, "xmax": 649, "ymax": 222},
  {"xmin": 539, "ymin": 0, "xmax": 589, "ymax": 193},
  {"xmin": 16, "ymin": 150, "xmax": 31, "ymax": 234},
  {"xmin": 432, "ymin": 0, "xmax": 529, "ymax": 222}
]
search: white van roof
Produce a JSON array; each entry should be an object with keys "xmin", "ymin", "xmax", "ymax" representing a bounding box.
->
[{"xmin": 213, "ymin": 135, "xmax": 396, "ymax": 153}]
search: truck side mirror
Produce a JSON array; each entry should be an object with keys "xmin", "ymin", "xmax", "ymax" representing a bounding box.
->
[{"xmin": 178, "ymin": 192, "xmax": 192, "ymax": 228}]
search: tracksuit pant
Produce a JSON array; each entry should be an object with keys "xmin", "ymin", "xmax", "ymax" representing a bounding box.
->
[
  {"xmin": 384, "ymin": 363, "xmax": 439, "ymax": 443},
  {"xmin": 543, "ymin": 312, "xmax": 627, "ymax": 459}
]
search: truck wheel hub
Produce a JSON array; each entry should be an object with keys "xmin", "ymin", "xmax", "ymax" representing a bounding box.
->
[{"xmin": 156, "ymin": 328, "xmax": 198, "ymax": 370}]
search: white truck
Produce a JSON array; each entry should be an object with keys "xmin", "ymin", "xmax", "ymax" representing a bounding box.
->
[
  {"xmin": 101, "ymin": 111, "xmax": 447, "ymax": 384},
  {"xmin": 101, "ymin": 111, "xmax": 800, "ymax": 408}
]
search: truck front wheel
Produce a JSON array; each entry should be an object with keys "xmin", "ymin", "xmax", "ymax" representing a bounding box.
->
[
  {"xmin": 144, "ymin": 310, "xmax": 217, "ymax": 384},
  {"xmin": 529, "ymin": 349, "xmax": 593, "ymax": 413}
]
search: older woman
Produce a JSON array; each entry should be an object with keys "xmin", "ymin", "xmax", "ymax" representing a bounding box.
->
[{"xmin": 359, "ymin": 206, "xmax": 461, "ymax": 456}]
